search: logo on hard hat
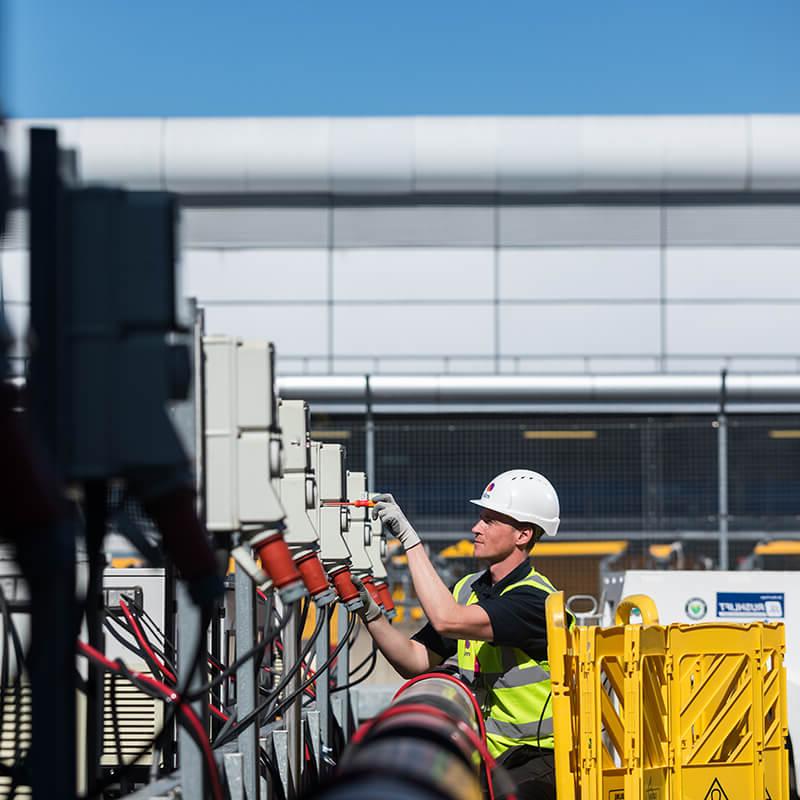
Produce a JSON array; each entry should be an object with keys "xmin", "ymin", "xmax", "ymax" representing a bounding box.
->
[{"xmin": 482, "ymin": 482, "xmax": 495, "ymax": 499}]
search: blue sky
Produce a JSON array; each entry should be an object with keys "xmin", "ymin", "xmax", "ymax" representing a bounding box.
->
[{"xmin": 3, "ymin": 1, "xmax": 800, "ymax": 118}]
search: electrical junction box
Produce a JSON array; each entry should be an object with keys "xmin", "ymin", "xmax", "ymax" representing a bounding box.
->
[
  {"xmin": 344, "ymin": 471, "xmax": 374, "ymax": 573},
  {"xmin": 203, "ymin": 336, "xmax": 284, "ymax": 531},
  {"xmin": 59, "ymin": 189, "xmax": 189, "ymax": 479},
  {"xmin": 312, "ymin": 442, "xmax": 351, "ymax": 563},
  {"xmin": 277, "ymin": 400, "xmax": 319, "ymax": 548},
  {"xmin": 365, "ymin": 515, "xmax": 388, "ymax": 581}
]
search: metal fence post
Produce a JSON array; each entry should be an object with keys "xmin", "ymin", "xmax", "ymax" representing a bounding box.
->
[
  {"xmin": 177, "ymin": 581, "xmax": 207, "ymax": 800},
  {"xmin": 285, "ymin": 601, "xmax": 302, "ymax": 798},
  {"xmin": 365, "ymin": 376, "xmax": 375, "ymax": 492},
  {"xmin": 717, "ymin": 369, "xmax": 729, "ymax": 571},
  {"xmin": 235, "ymin": 567, "xmax": 260, "ymax": 799}
]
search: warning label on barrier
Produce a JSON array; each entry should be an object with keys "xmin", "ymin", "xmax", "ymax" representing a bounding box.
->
[
  {"xmin": 704, "ymin": 778, "xmax": 729, "ymax": 800},
  {"xmin": 716, "ymin": 592, "xmax": 784, "ymax": 619},
  {"xmin": 609, "ymin": 792, "xmax": 624, "ymax": 800}
]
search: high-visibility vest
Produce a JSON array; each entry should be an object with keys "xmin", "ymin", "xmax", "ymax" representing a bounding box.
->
[{"xmin": 452, "ymin": 566, "xmax": 556, "ymax": 758}]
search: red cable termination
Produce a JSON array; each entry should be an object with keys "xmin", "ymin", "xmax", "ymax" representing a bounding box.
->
[
  {"xmin": 359, "ymin": 575, "xmax": 383, "ymax": 608},
  {"xmin": 375, "ymin": 580, "xmax": 397, "ymax": 619},
  {"xmin": 251, "ymin": 531, "xmax": 305, "ymax": 601},
  {"xmin": 294, "ymin": 551, "xmax": 336, "ymax": 605},
  {"xmin": 329, "ymin": 566, "xmax": 363, "ymax": 610}
]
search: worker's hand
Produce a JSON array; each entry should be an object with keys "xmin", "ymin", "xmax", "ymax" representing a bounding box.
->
[
  {"xmin": 352, "ymin": 577, "xmax": 382, "ymax": 623},
  {"xmin": 371, "ymin": 494, "xmax": 421, "ymax": 551}
]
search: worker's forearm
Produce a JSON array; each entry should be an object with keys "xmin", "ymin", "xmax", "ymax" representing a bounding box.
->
[
  {"xmin": 405, "ymin": 545, "xmax": 461, "ymax": 630},
  {"xmin": 364, "ymin": 614, "xmax": 430, "ymax": 679}
]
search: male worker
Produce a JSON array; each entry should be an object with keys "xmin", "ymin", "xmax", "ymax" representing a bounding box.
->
[{"xmin": 356, "ymin": 469, "xmax": 562, "ymax": 800}]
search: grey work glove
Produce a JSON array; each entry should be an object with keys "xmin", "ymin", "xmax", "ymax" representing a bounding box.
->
[
  {"xmin": 371, "ymin": 493, "xmax": 421, "ymax": 552},
  {"xmin": 352, "ymin": 577, "xmax": 382, "ymax": 623}
]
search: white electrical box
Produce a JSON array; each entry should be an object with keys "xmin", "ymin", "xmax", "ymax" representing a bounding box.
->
[
  {"xmin": 203, "ymin": 336, "xmax": 285, "ymax": 531},
  {"xmin": 313, "ymin": 442, "xmax": 352, "ymax": 563},
  {"xmin": 344, "ymin": 471, "xmax": 374, "ymax": 573},
  {"xmin": 278, "ymin": 400, "xmax": 320, "ymax": 548}
]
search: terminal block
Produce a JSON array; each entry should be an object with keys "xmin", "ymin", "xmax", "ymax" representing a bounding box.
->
[
  {"xmin": 277, "ymin": 399, "xmax": 335, "ymax": 607},
  {"xmin": 203, "ymin": 336, "xmax": 303, "ymax": 603}
]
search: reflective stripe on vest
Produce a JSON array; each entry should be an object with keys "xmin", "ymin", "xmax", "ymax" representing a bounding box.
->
[{"xmin": 453, "ymin": 566, "xmax": 556, "ymax": 757}]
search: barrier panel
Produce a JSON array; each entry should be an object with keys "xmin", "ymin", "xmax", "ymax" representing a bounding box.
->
[{"xmin": 546, "ymin": 592, "xmax": 788, "ymax": 800}]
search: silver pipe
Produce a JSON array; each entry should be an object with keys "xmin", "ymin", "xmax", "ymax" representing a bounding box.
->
[{"xmin": 277, "ymin": 373, "xmax": 800, "ymax": 407}]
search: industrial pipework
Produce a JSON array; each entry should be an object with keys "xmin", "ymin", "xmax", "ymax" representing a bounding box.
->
[{"xmin": 317, "ymin": 673, "xmax": 515, "ymax": 800}]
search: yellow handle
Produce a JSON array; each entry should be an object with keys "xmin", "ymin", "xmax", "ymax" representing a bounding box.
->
[
  {"xmin": 546, "ymin": 590, "xmax": 566, "ymax": 631},
  {"xmin": 615, "ymin": 594, "xmax": 659, "ymax": 625}
]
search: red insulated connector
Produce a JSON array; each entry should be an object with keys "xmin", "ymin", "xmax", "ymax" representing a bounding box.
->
[
  {"xmin": 330, "ymin": 567, "xmax": 360, "ymax": 605},
  {"xmin": 295, "ymin": 551, "xmax": 330, "ymax": 597},
  {"xmin": 253, "ymin": 532, "xmax": 303, "ymax": 590},
  {"xmin": 360, "ymin": 575, "xmax": 384, "ymax": 607},
  {"xmin": 375, "ymin": 581, "xmax": 397, "ymax": 618}
]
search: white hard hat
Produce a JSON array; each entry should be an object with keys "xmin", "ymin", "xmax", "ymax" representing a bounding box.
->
[{"xmin": 470, "ymin": 469, "xmax": 560, "ymax": 537}]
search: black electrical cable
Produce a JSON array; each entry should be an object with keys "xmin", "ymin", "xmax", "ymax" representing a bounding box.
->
[
  {"xmin": 187, "ymin": 601, "xmax": 294, "ymax": 702},
  {"xmin": 215, "ymin": 608, "xmax": 326, "ymax": 749},
  {"xmin": 103, "ymin": 614, "xmax": 165, "ymax": 682},
  {"xmin": 330, "ymin": 641, "xmax": 378, "ymax": 693},
  {"xmin": 109, "ymin": 673, "xmax": 124, "ymax": 769},
  {"xmin": 267, "ymin": 612, "xmax": 357, "ymax": 720}
]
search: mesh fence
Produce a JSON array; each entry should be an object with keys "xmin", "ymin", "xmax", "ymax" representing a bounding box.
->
[
  {"xmin": 309, "ymin": 411, "xmax": 800, "ymax": 596},
  {"xmin": 371, "ymin": 414, "xmax": 719, "ymax": 539}
]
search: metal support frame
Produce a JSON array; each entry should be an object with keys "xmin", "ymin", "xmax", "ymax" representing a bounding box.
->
[
  {"xmin": 177, "ymin": 581, "xmax": 207, "ymax": 799},
  {"xmin": 235, "ymin": 565, "xmax": 260, "ymax": 799},
  {"xmin": 717, "ymin": 369, "xmax": 730, "ymax": 570},
  {"xmin": 333, "ymin": 603, "xmax": 352, "ymax": 741},
  {"xmin": 26, "ymin": 125, "xmax": 77, "ymax": 800},
  {"xmin": 315, "ymin": 605, "xmax": 332, "ymax": 776},
  {"xmin": 84, "ymin": 479, "xmax": 107, "ymax": 790},
  {"xmin": 365, "ymin": 376, "xmax": 375, "ymax": 492},
  {"xmin": 285, "ymin": 600, "xmax": 302, "ymax": 797}
]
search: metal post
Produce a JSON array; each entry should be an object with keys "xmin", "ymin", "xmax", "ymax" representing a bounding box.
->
[
  {"xmin": 27, "ymin": 126, "xmax": 77, "ymax": 800},
  {"xmin": 235, "ymin": 565, "xmax": 260, "ymax": 800},
  {"xmin": 365, "ymin": 377, "xmax": 375, "ymax": 492},
  {"xmin": 162, "ymin": 564, "xmax": 178, "ymax": 772},
  {"xmin": 315, "ymin": 605, "xmax": 332, "ymax": 776},
  {"xmin": 335, "ymin": 602, "xmax": 351, "ymax": 740},
  {"xmin": 717, "ymin": 369, "xmax": 729, "ymax": 571},
  {"xmin": 285, "ymin": 601, "xmax": 302, "ymax": 798},
  {"xmin": 84, "ymin": 480, "xmax": 107, "ymax": 789},
  {"xmin": 177, "ymin": 581, "xmax": 207, "ymax": 799}
]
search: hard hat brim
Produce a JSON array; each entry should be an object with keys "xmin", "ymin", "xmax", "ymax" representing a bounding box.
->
[{"xmin": 469, "ymin": 498, "xmax": 559, "ymax": 535}]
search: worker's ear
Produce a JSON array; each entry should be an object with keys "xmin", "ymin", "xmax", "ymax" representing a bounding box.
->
[{"xmin": 517, "ymin": 526, "xmax": 534, "ymax": 550}]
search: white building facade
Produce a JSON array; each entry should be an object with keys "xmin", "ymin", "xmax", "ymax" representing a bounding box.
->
[{"xmin": 2, "ymin": 114, "xmax": 800, "ymax": 376}]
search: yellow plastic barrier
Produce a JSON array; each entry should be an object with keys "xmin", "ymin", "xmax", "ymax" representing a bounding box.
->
[{"xmin": 546, "ymin": 591, "xmax": 789, "ymax": 800}]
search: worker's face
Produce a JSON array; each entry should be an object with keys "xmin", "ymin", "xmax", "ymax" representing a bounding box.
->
[{"xmin": 471, "ymin": 509, "xmax": 532, "ymax": 563}]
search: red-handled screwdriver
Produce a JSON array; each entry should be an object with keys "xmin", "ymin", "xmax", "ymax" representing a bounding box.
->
[{"xmin": 320, "ymin": 500, "xmax": 376, "ymax": 508}]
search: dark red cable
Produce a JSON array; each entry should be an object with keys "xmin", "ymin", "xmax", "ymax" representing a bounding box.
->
[
  {"xmin": 78, "ymin": 641, "xmax": 224, "ymax": 800},
  {"xmin": 120, "ymin": 599, "xmax": 177, "ymax": 684}
]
